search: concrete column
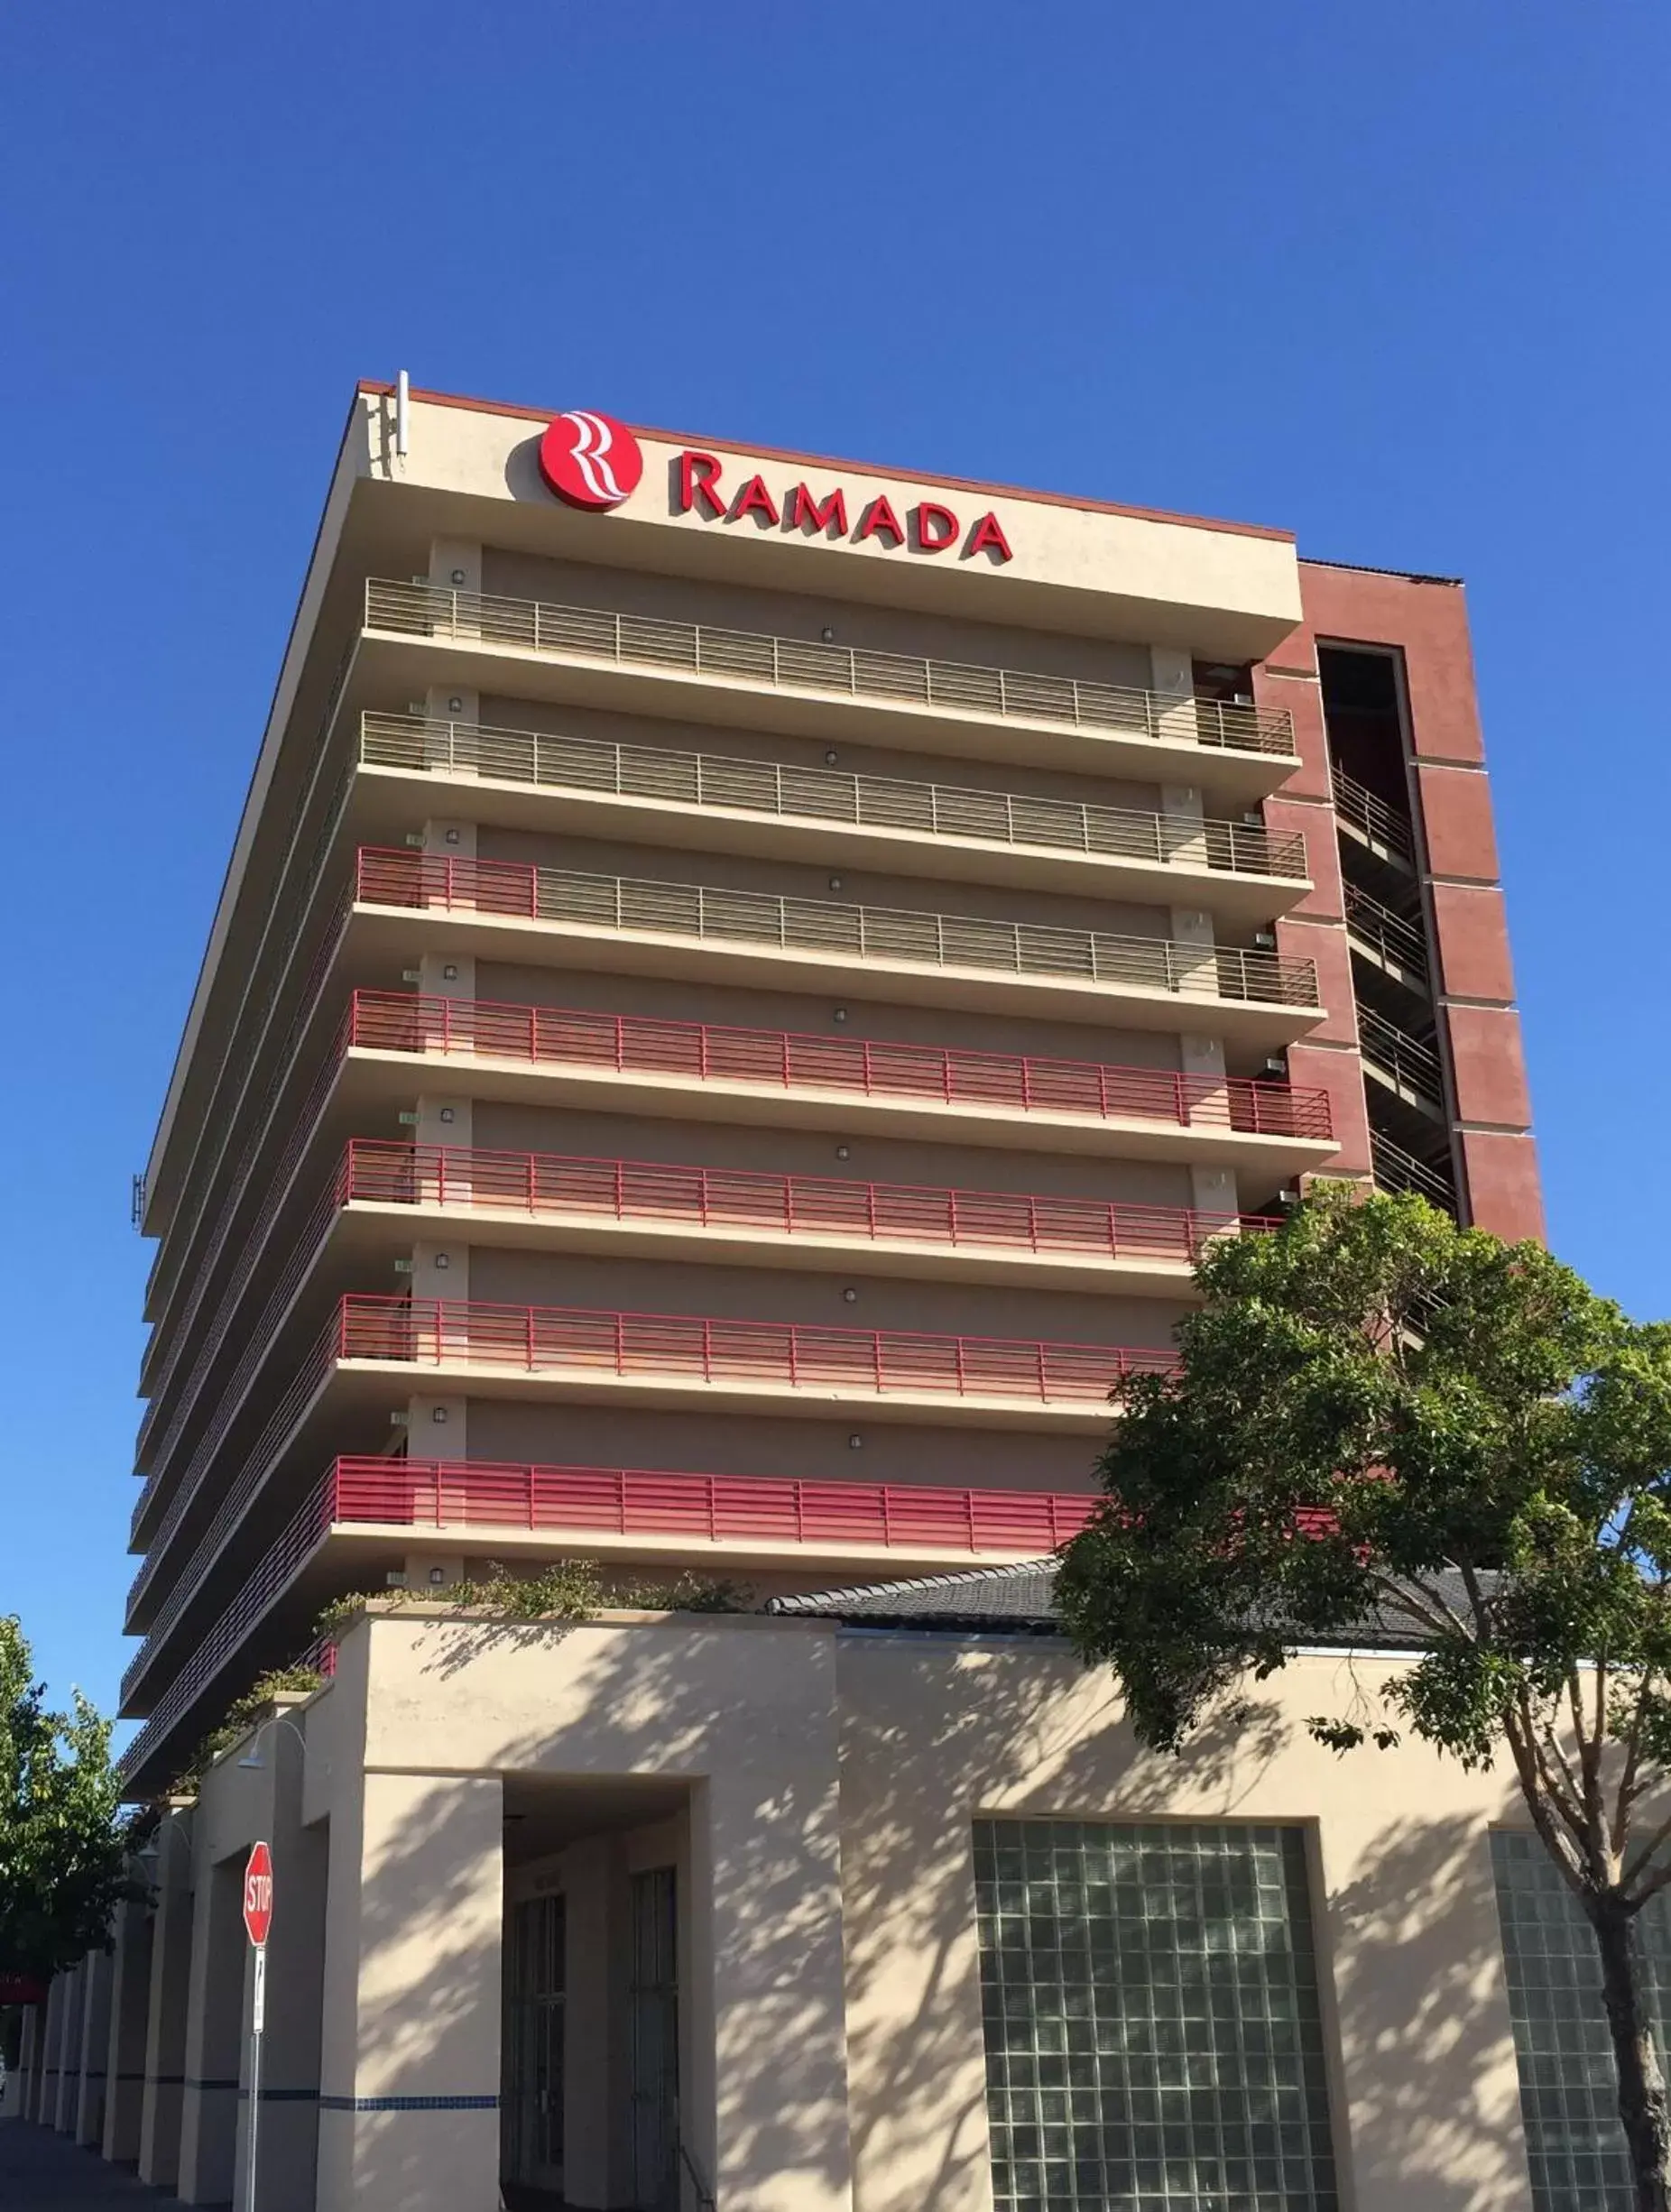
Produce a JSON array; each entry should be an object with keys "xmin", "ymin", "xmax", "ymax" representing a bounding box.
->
[
  {"xmin": 429, "ymin": 539, "xmax": 482, "ymax": 597},
  {"xmin": 26, "ymin": 1985, "xmax": 56, "ymax": 2122},
  {"xmin": 104, "ymin": 1894, "xmax": 155, "ymax": 2163},
  {"xmin": 232, "ymin": 1717, "xmax": 328, "ymax": 2212},
  {"xmin": 178, "ymin": 1855, "xmax": 244, "ymax": 2203},
  {"xmin": 559, "ymin": 1837, "xmax": 633, "ymax": 2208},
  {"xmin": 53, "ymin": 1960, "xmax": 86, "ymax": 2131},
  {"xmin": 688, "ymin": 1768, "xmax": 854, "ymax": 2212},
  {"xmin": 1160, "ymin": 779, "xmax": 1209, "ymax": 871},
  {"xmin": 75, "ymin": 1944, "xmax": 114, "ymax": 2144},
  {"xmin": 412, "ymin": 1240, "xmax": 469, "ymax": 1306},
  {"xmin": 11, "ymin": 2003, "xmax": 39, "ymax": 2119},
  {"xmin": 140, "ymin": 1809, "xmax": 195, "ymax": 2187},
  {"xmin": 318, "ymin": 1770, "xmax": 503, "ymax": 2212},
  {"xmin": 423, "ymin": 682, "xmax": 480, "ymax": 775},
  {"xmin": 416, "ymin": 954, "xmax": 476, "ymax": 1004}
]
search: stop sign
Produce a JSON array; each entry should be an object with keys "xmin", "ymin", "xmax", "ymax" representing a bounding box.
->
[{"xmin": 243, "ymin": 1841, "xmax": 274, "ymax": 1947}]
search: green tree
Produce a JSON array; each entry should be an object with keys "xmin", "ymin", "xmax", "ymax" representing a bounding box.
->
[
  {"xmin": 0, "ymin": 1615, "xmax": 134, "ymax": 1982},
  {"xmin": 1056, "ymin": 1184, "xmax": 1671, "ymax": 2212}
]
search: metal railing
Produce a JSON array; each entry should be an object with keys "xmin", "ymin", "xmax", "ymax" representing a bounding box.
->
[
  {"xmin": 1370, "ymin": 1130, "xmax": 1457, "ymax": 1212},
  {"xmin": 140, "ymin": 908, "xmax": 352, "ymax": 1408},
  {"xmin": 1331, "ymin": 766, "xmax": 1415, "ymax": 865},
  {"xmin": 119, "ymin": 1451, "xmax": 1106, "ymax": 1785},
  {"xmin": 1357, "ymin": 1008, "xmax": 1445, "ymax": 1109},
  {"xmin": 121, "ymin": 1472, "xmax": 338, "ymax": 1783},
  {"xmin": 125, "ymin": 1291, "xmax": 1173, "ymax": 1681},
  {"xmin": 134, "ymin": 1171, "xmax": 340, "ymax": 1530},
  {"xmin": 355, "ymin": 850, "xmax": 1322, "ymax": 1009},
  {"xmin": 347, "ymin": 990, "xmax": 1336, "ymax": 1139},
  {"xmin": 1344, "ymin": 882, "xmax": 1430, "ymax": 982},
  {"xmin": 343, "ymin": 1138, "xmax": 1276, "ymax": 1263},
  {"xmin": 338, "ymin": 1295, "xmax": 1175, "ymax": 1403},
  {"xmin": 360, "ymin": 712, "xmax": 1308, "ymax": 881},
  {"xmin": 329, "ymin": 1455, "xmax": 1099, "ymax": 1554},
  {"xmin": 365, "ymin": 579, "xmax": 1299, "ymax": 760},
  {"xmin": 126, "ymin": 1317, "xmax": 339, "ymax": 1650}
]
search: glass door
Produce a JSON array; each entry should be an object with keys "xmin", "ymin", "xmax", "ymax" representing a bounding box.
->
[
  {"xmin": 503, "ymin": 1893, "xmax": 566, "ymax": 2196},
  {"xmin": 629, "ymin": 1868, "xmax": 679, "ymax": 2210}
]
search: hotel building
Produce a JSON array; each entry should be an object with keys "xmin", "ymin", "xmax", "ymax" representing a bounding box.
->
[{"xmin": 16, "ymin": 386, "xmax": 1580, "ymax": 2212}]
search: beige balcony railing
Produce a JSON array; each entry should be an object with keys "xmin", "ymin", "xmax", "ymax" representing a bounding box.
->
[
  {"xmin": 356, "ymin": 850, "xmax": 1323, "ymax": 1009},
  {"xmin": 359, "ymin": 713, "xmax": 1307, "ymax": 880},
  {"xmin": 364, "ymin": 580, "xmax": 1299, "ymax": 760}
]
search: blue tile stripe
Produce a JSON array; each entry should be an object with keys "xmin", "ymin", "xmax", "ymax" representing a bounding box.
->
[
  {"xmin": 185, "ymin": 2077, "xmax": 241, "ymax": 2091},
  {"xmin": 319, "ymin": 2093, "xmax": 499, "ymax": 2112},
  {"xmin": 236, "ymin": 2088, "xmax": 324, "ymax": 2102}
]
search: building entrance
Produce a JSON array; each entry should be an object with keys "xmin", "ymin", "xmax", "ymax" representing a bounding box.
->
[
  {"xmin": 629, "ymin": 1868, "xmax": 679, "ymax": 2210},
  {"xmin": 503, "ymin": 1893, "xmax": 566, "ymax": 2200}
]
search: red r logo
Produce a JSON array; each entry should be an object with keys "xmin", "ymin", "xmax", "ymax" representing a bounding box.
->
[{"xmin": 538, "ymin": 410, "xmax": 644, "ymax": 510}]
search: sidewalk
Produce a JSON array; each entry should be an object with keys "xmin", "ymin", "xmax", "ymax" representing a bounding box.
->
[{"xmin": 0, "ymin": 2122, "xmax": 184, "ymax": 2207}]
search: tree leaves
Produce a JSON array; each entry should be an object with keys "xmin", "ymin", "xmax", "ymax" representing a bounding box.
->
[{"xmin": 0, "ymin": 1616, "xmax": 136, "ymax": 1979}]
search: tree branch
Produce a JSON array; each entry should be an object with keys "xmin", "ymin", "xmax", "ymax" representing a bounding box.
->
[
  {"xmin": 1611, "ymin": 1666, "xmax": 1658, "ymax": 1862},
  {"xmin": 1620, "ymin": 1802, "xmax": 1671, "ymax": 1897},
  {"xmin": 1504, "ymin": 1703, "xmax": 1592, "ymax": 1902},
  {"xmin": 1514, "ymin": 1686, "xmax": 1590, "ymax": 1848}
]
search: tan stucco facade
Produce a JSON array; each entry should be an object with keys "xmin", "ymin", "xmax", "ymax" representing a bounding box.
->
[{"xmin": 27, "ymin": 1609, "xmax": 1541, "ymax": 2209}]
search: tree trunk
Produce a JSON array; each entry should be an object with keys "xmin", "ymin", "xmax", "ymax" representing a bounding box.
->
[{"xmin": 1593, "ymin": 1901, "xmax": 1671, "ymax": 2212}]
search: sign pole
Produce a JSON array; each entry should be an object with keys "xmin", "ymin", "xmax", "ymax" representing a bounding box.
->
[
  {"xmin": 242, "ymin": 1841, "xmax": 274, "ymax": 2212},
  {"xmin": 246, "ymin": 1944, "xmax": 265, "ymax": 2212}
]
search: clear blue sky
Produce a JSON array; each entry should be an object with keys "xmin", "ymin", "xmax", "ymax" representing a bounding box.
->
[{"xmin": 4, "ymin": 3, "xmax": 1666, "ymax": 1726}]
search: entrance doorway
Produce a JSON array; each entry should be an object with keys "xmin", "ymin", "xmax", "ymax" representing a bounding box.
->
[
  {"xmin": 629, "ymin": 1868, "xmax": 679, "ymax": 2210},
  {"xmin": 503, "ymin": 1893, "xmax": 566, "ymax": 2199}
]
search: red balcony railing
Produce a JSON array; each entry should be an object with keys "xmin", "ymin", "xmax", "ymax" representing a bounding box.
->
[
  {"xmin": 118, "ymin": 1450, "xmax": 1102, "ymax": 1783},
  {"xmin": 337, "ymin": 1295, "xmax": 1174, "ymax": 1404},
  {"xmin": 342, "ymin": 1139, "xmax": 1276, "ymax": 1265},
  {"xmin": 329, "ymin": 1456, "xmax": 1098, "ymax": 1553},
  {"xmin": 346, "ymin": 991, "xmax": 1334, "ymax": 1140}
]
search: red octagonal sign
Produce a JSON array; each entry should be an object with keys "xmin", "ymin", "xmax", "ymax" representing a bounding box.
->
[{"xmin": 243, "ymin": 1840, "xmax": 274, "ymax": 1947}]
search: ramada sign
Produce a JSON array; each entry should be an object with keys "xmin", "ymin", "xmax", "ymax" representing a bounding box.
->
[{"xmin": 539, "ymin": 410, "xmax": 1014, "ymax": 564}]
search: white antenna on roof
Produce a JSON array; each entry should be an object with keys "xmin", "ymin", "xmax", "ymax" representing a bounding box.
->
[{"xmin": 395, "ymin": 370, "xmax": 410, "ymax": 459}]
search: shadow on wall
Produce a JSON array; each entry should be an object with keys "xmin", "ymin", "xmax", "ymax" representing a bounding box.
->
[
  {"xmin": 835, "ymin": 1651, "xmax": 1295, "ymax": 2212},
  {"xmin": 347, "ymin": 1611, "xmax": 857, "ymax": 2209},
  {"xmin": 337, "ymin": 1613, "xmax": 1528, "ymax": 2212},
  {"xmin": 1328, "ymin": 1811, "xmax": 1528, "ymax": 2204}
]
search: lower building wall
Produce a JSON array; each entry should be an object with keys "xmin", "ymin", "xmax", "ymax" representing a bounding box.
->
[{"xmin": 50, "ymin": 1608, "xmax": 1546, "ymax": 2210}]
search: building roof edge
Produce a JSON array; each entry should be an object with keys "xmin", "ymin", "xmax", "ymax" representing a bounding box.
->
[{"xmin": 357, "ymin": 380, "xmax": 1297, "ymax": 547}]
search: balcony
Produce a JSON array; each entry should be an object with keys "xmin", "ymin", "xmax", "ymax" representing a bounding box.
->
[
  {"xmin": 362, "ymin": 581, "xmax": 1300, "ymax": 798},
  {"xmin": 356, "ymin": 712, "xmax": 1309, "ymax": 919},
  {"xmin": 337, "ymin": 1295, "xmax": 1172, "ymax": 1428},
  {"xmin": 346, "ymin": 991, "xmax": 1338, "ymax": 1175},
  {"xmin": 124, "ymin": 1290, "xmax": 1169, "ymax": 1664},
  {"xmin": 134, "ymin": 1131, "xmax": 1250, "ymax": 1547},
  {"xmin": 354, "ymin": 850, "xmax": 1324, "ymax": 1042},
  {"xmin": 118, "ymin": 1456, "xmax": 1105, "ymax": 1787},
  {"xmin": 333, "ymin": 1455, "xmax": 1095, "ymax": 1562},
  {"xmin": 137, "ymin": 984, "xmax": 1338, "ymax": 1494},
  {"xmin": 341, "ymin": 1138, "xmax": 1275, "ymax": 1294}
]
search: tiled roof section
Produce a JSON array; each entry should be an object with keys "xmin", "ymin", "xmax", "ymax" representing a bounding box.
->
[
  {"xmin": 768, "ymin": 1559, "xmax": 1486, "ymax": 1645},
  {"xmin": 769, "ymin": 1558, "xmax": 1061, "ymax": 1629}
]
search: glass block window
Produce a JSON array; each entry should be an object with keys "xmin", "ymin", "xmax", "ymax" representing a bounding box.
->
[
  {"xmin": 1491, "ymin": 1830, "xmax": 1671, "ymax": 2212},
  {"xmin": 973, "ymin": 1820, "xmax": 1339, "ymax": 2212}
]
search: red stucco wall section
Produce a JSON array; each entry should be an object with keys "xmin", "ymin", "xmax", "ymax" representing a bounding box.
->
[{"xmin": 1257, "ymin": 564, "xmax": 1544, "ymax": 1244}]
